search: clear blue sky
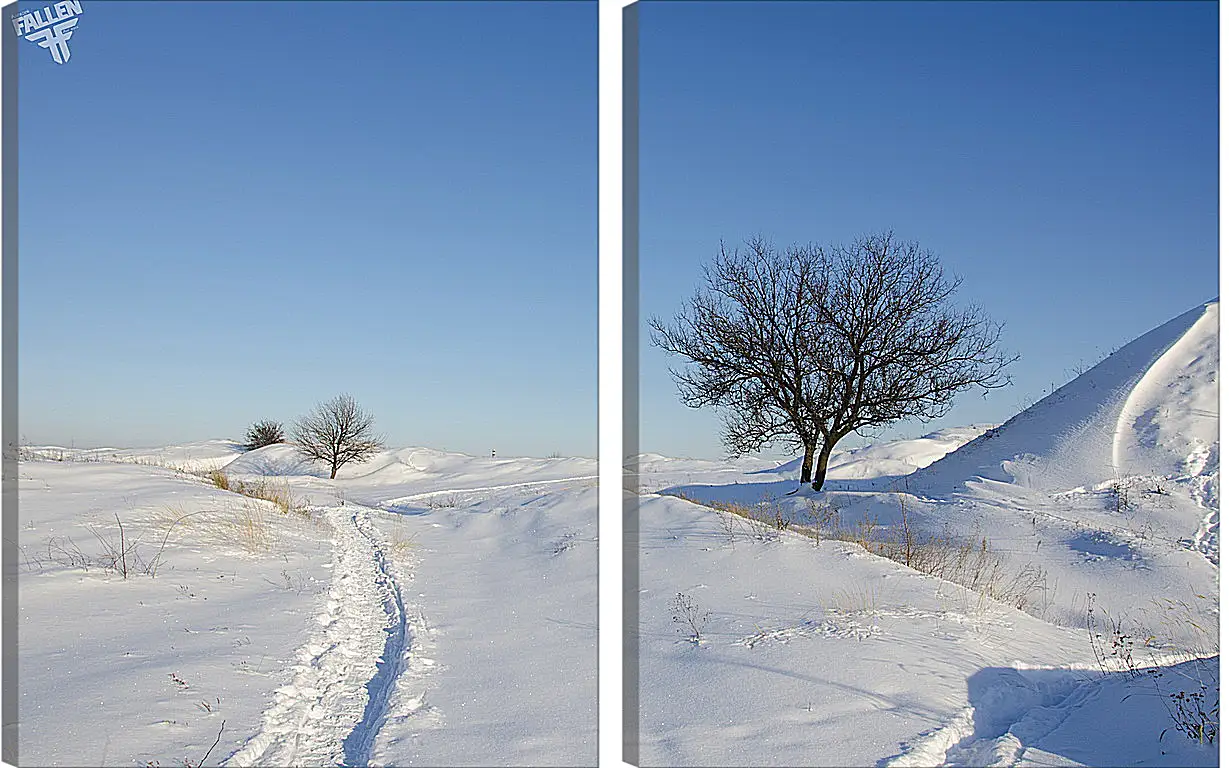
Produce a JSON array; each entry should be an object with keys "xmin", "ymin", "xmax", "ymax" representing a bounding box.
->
[
  {"xmin": 639, "ymin": 1, "xmax": 1218, "ymax": 460},
  {"xmin": 19, "ymin": 1, "xmax": 596, "ymax": 457}
]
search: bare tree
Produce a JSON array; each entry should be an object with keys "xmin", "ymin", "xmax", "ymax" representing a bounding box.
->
[
  {"xmin": 650, "ymin": 233, "xmax": 1015, "ymax": 490},
  {"xmin": 292, "ymin": 394, "xmax": 384, "ymax": 480}
]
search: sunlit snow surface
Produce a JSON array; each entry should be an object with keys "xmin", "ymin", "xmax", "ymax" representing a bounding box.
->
[
  {"xmin": 18, "ymin": 443, "xmax": 596, "ymax": 766},
  {"xmin": 636, "ymin": 301, "xmax": 1218, "ymax": 767}
]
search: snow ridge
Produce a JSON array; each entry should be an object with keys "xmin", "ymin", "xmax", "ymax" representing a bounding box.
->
[
  {"xmin": 380, "ymin": 474, "xmax": 599, "ymax": 509},
  {"xmin": 225, "ymin": 505, "xmax": 413, "ymax": 767},
  {"xmin": 913, "ymin": 303, "xmax": 1212, "ymax": 494}
]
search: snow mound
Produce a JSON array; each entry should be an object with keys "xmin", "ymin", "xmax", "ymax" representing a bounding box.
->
[
  {"xmin": 825, "ymin": 425, "xmax": 996, "ymax": 481},
  {"xmin": 636, "ymin": 427, "xmax": 990, "ymax": 495},
  {"xmin": 19, "ymin": 440, "xmax": 245, "ymax": 473},
  {"xmin": 223, "ymin": 444, "xmax": 597, "ymax": 512},
  {"xmin": 912, "ymin": 301, "xmax": 1218, "ymax": 496}
]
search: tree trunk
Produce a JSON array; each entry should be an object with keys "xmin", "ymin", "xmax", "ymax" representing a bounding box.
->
[
  {"xmin": 330, "ymin": 462, "xmax": 339, "ymax": 480},
  {"xmin": 810, "ymin": 441, "xmax": 836, "ymax": 491},
  {"xmin": 799, "ymin": 442, "xmax": 816, "ymax": 484}
]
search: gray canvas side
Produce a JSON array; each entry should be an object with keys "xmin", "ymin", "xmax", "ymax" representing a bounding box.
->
[
  {"xmin": 2, "ymin": 2, "xmax": 18, "ymax": 763},
  {"xmin": 621, "ymin": 2, "xmax": 639, "ymax": 764}
]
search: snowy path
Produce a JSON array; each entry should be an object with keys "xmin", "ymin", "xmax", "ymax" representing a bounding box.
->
[{"xmin": 226, "ymin": 505, "xmax": 418, "ymax": 767}]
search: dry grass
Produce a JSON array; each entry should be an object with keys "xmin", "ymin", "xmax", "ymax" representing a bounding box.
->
[
  {"xmin": 227, "ymin": 500, "xmax": 274, "ymax": 553},
  {"xmin": 149, "ymin": 498, "xmax": 301, "ymax": 556},
  {"xmin": 207, "ymin": 469, "xmax": 232, "ymax": 491},
  {"xmin": 206, "ymin": 470, "xmax": 302, "ymax": 516},
  {"xmin": 830, "ymin": 584, "xmax": 882, "ymax": 617},
  {"xmin": 381, "ymin": 515, "xmax": 420, "ymax": 559},
  {"xmin": 670, "ymin": 493, "xmax": 786, "ymax": 546},
  {"xmin": 674, "ymin": 490, "xmax": 1049, "ymax": 612},
  {"xmin": 21, "ymin": 511, "xmax": 193, "ymax": 579},
  {"xmin": 823, "ymin": 501, "xmax": 1049, "ymax": 611}
]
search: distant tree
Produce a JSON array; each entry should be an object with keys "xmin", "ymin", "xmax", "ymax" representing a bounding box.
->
[
  {"xmin": 650, "ymin": 233, "xmax": 1015, "ymax": 490},
  {"xmin": 243, "ymin": 419, "xmax": 285, "ymax": 451},
  {"xmin": 291, "ymin": 394, "xmax": 384, "ymax": 480}
]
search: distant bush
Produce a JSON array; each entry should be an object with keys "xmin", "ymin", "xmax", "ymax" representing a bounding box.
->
[{"xmin": 243, "ymin": 420, "xmax": 285, "ymax": 451}]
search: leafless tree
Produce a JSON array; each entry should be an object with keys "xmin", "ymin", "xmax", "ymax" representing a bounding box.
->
[
  {"xmin": 292, "ymin": 394, "xmax": 384, "ymax": 480},
  {"xmin": 650, "ymin": 233, "xmax": 1015, "ymax": 490}
]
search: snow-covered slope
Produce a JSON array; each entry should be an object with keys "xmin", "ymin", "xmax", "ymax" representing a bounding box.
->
[
  {"xmin": 635, "ymin": 492, "xmax": 1217, "ymax": 767},
  {"xmin": 18, "ymin": 445, "xmax": 596, "ymax": 766},
  {"xmin": 912, "ymin": 301, "xmax": 1218, "ymax": 495},
  {"xmin": 637, "ymin": 301, "xmax": 1219, "ymax": 767},
  {"xmin": 222, "ymin": 444, "xmax": 596, "ymax": 522},
  {"xmin": 825, "ymin": 424, "xmax": 996, "ymax": 481},
  {"xmin": 19, "ymin": 439, "xmax": 246, "ymax": 473},
  {"xmin": 17, "ymin": 461, "xmax": 332, "ymax": 767},
  {"xmin": 899, "ymin": 302, "xmax": 1220, "ymax": 629}
]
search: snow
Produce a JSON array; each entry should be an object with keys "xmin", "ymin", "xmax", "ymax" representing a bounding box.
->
[
  {"xmin": 636, "ymin": 301, "xmax": 1219, "ymax": 766},
  {"xmin": 908, "ymin": 302, "xmax": 1216, "ymax": 495},
  {"xmin": 17, "ymin": 444, "xmax": 596, "ymax": 766},
  {"xmin": 635, "ymin": 425, "xmax": 993, "ymax": 496},
  {"xmin": 19, "ymin": 440, "xmax": 246, "ymax": 474},
  {"xmin": 15, "ymin": 298, "xmax": 1220, "ymax": 767}
]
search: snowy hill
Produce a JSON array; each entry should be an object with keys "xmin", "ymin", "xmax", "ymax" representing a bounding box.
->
[{"xmin": 912, "ymin": 301, "xmax": 1218, "ymax": 496}]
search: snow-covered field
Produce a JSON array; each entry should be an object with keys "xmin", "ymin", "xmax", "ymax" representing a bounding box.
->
[
  {"xmin": 15, "ymin": 300, "xmax": 1219, "ymax": 768},
  {"xmin": 636, "ymin": 301, "xmax": 1219, "ymax": 766},
  {"xmin": 17, "ymin": 444, "xmax": 596, "ymax": 766}
]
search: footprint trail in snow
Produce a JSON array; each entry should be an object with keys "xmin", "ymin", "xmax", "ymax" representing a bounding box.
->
[{"xmin": 226, "ymin": 505, "xmax": 420, "ymax": 767}]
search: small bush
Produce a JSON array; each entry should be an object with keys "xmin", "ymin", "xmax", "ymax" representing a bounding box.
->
[
  {"xmin": 29, "ymin": 512, "xmax": 182, "ymax": 579},
  {"xmin": 243, "ymin": 420, "xmax": 285, "ymax": 451},
  {"xmin": 423, "ymin": 494, "xmax": 463, "ymax": 510},
  {"xmin": 1168, "ymin": 685, "xmax": 1219, "ymax": 745},
  {"xmin": 1106, "ymin": 478, "xmax": 1133, "ymax": 515},
  {"xmin": 1085, "ymin": 593, "xmax": 1143, "ymax": 677},
  {"xmin": 1085, "ymin": 594, "xmax": 1220, "ymax": 747},
  {"xmin": 671, "ymin": 592, "xmax": 711, "ymax": 643},
  {"xmin": 803, "ymin": 499, "xmax": 840, "ymax": 546}
]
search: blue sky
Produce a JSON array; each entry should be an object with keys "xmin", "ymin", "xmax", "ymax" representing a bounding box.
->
[
  {"xmin": 639, "ymin": 1, "xmax": 1218, "ymax": 459},
  {"xmin": 18, "ymin": 1, "xmax": 596, "ymax": 457}
]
